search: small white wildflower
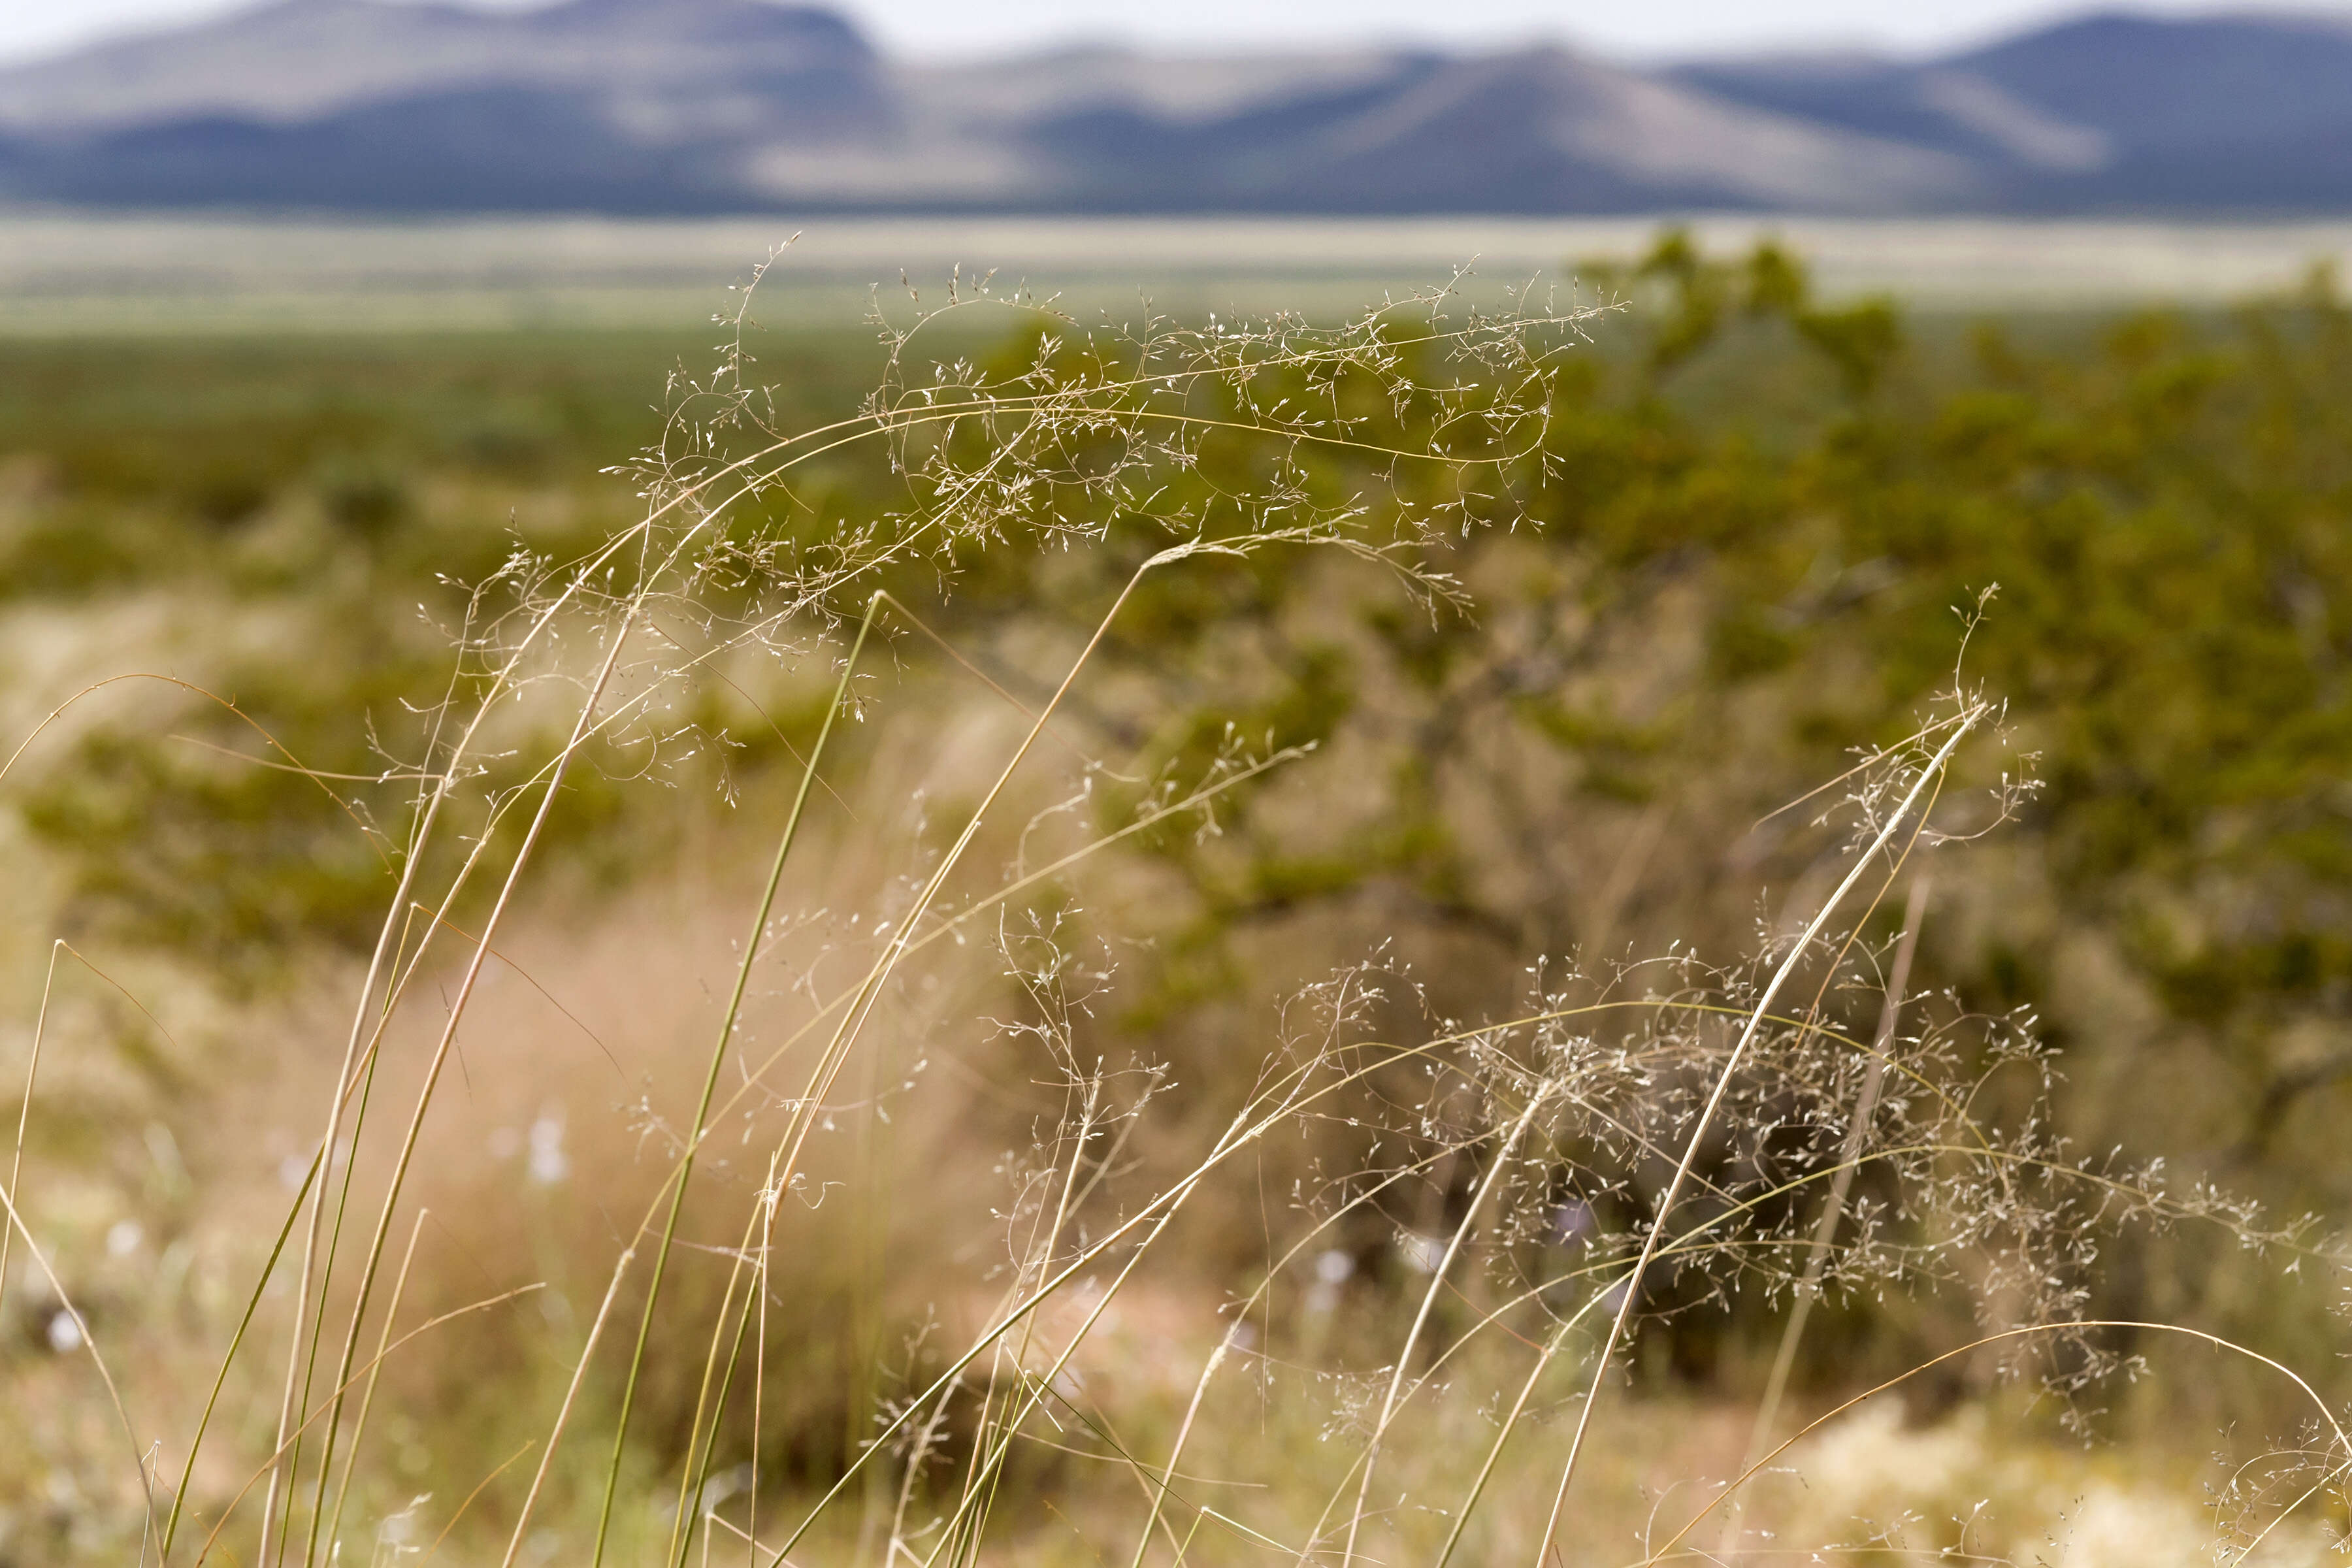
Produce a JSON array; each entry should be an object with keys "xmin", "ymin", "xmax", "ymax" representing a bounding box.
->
[{"xmin": 527, "ymin": 1111, "xmax": 568, "ymax": 1185}]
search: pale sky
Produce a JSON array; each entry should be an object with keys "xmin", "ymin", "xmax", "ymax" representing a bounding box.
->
[{"xmin": 3, "ymin": 0, "xmax": 2348, "ymax": 67}]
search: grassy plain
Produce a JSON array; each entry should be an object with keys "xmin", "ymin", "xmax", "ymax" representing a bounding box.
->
[
  {"xmin": 8, "ymin": 212, "xmax": 2352, "ymax": 332},
  {"xmin": 1, "ymin": 228, "xmax": 2350, "ymax": 1565}
]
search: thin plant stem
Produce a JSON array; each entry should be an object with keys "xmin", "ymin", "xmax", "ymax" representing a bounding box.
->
[
  {"xmin": 589, "ymin": 591, "xmax": 883, "ymax": 1567},
  {"xmin": 1431, "ymin": 1305, "xmax": 1591, "ymax": 1568},
  {"xmin": 1128, "ymin": 1143, "xmax": 1462, "ymax": 1568},
  {"xmin": 289, "ymin": 593, "xmax": 648, "ymax": 1567},
  {"xmin": 0, "ymin": 1169, "xmax": 156, "ymax": 1552},
  {"xmin": 675, "ymin": 1236, "xmax": 763, "ymax": 1568},
  {"xmin": 498, "ymin": 1247, "xmax": 638, "ymax": 1568},
  {"xmin": 0, "ymin": 940, "xmax": 64, "ymax": 1320},
  {"xmin": 262, "ymin": 740, "xmax": 452, "ymax": 1568},
  {"xmin": 945, "ymin": 1079, "xmax": 1106, "ymax": 1566},
  {"xmin": 664, "ymin": 1253, "xmax": 752, "ymax": 1567},
  {"xmin": 197, "ymin": 1286, "xmax": 546, "ymax": 1568},
  {"xmin": 1531, "ymin": 710, "xmax": 1981, "ymax": 1568},
  {"xmin": 171, "ymin": 900, "xmax": 452, "ymax": 1560},
  {"xmin": 742, "ymin": 544, "xmax": 1238, "ymax": 1381},
  {"xmin": 161, "ymin": 1147, "xmax": 321, "ymax": 1559},
  {"xmin": 0, "ymin": 939, "xmax": 186, "ymax": 1322},
  {"xmin": 319, "ymin": 1207, "xmax": 432, "ymax": 1561},
  {"xmin": 293, "ymin": 1030, "xmax": 389, "ymax": 1568},
  {"xmin": 1642, "ymin": 1319, "xmax": 2352, "ymax": 1568},
  {"xmin": 1335, "ymin": 1086, "xmax": 1554, "ymax": 1567},
  {"xmin": 418, "ymin": 1439, "xmax": 537, "ymax": 1567},
  {"xmin": 750, "ymin": 1148, "xmax": 781, "ymax": 1568},
  {"xmin": 1719, "ymin": 873, "xmax": 1934, "ymax": 1562}
]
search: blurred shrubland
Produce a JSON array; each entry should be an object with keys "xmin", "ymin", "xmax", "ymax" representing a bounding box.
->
[{"xmin": 1, "ymin": 235, "xmax": 2349, "ymax": 1564}]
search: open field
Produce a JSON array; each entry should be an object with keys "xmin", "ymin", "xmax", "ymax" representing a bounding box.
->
[
  {"xmin": 3, "ymin": 231, "xmax": 2351, "ymax": 1564},
  {"xmin": 8, "ymin": 211, "xmax": 2352, "ymax": 331}
]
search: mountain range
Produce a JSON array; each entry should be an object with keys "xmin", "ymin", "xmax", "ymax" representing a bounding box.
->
[{"xmin": 5, "ymin": 0, "xmax": 2352, "ymax": 215}]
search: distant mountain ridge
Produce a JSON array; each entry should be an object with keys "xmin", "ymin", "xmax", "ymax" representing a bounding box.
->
[
  {"xmin": 1676, "ymin": 13, "xmax": 2352, "ymax": 211},
  {"xmin": 4, "ymin": 1, "xmax": 2352, "ymax": 215}
]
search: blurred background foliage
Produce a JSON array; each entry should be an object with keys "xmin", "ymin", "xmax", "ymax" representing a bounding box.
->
[{"xmin": 3, "ymin": 232, "xmax": 2349, "ymax": 1459}]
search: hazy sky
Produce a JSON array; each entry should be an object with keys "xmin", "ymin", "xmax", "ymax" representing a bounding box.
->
[{"xmin": 4, "ymin": 0, "xmax": 2349, "ymax": 67}]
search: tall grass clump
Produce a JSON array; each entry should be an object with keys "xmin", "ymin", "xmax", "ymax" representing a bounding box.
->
[{"xmin": 1, "ymin": 253, "xmax": 2347, "ymax": 1568}]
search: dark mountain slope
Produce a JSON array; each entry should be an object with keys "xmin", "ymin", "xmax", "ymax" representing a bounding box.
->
[
  {"xmin": 1680, "ymin": 12, "xmax": 2352, "ymax": 213},
  {"xmin": 6, "ymin": 1, "xmax": 2352, "ymax": 214},
  {"xmin": 0, "ymin": 0, "xmax": 883, "ymax": 135},
  {"xmin": 1961, "ymin": 12, "xmax": 2352, "ymax": 154},
  {"xmin": 31, "ymin": 89, "xmax": 722, "ymax": 212},
  {"xmin": 1007, "ymin": 50, "xmax": 1981, "ymax": 214}
]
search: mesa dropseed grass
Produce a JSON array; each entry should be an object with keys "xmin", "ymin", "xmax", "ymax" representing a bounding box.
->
[{"xmin": 3, "ymin": 244, "xmax": 2349, "ymax": 1567}]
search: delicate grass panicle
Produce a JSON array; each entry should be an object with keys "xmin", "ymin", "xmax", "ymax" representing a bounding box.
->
[{"xmin": 0, "ymin": 253, "xmax": 2345, "ymax": 1568}]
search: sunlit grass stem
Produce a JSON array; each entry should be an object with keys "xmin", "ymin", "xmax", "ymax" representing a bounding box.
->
[
  {"xmin": 1533, "ymin": 708, "xmax": 1982, "ymax": 1568},
  {"xmin": 590, "ymin": 591, "xmax": 882, "ymax": 1567}
]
